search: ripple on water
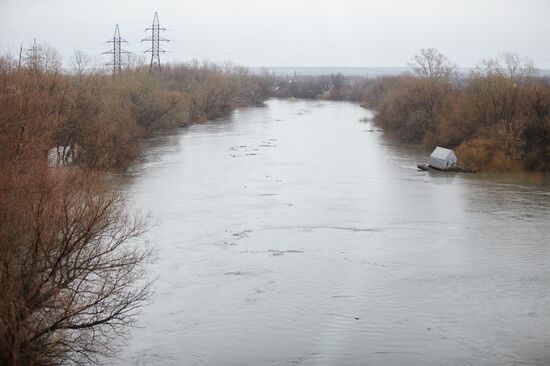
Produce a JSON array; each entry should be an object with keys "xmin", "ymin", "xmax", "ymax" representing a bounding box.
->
[{"xmin": 117, "ymin": 99, "xmax": 550, "ymax": 366}]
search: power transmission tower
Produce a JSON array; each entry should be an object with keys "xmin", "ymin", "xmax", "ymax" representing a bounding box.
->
[
  {"xmin": 26, "ymin": 38, "xmax": 42, "ymax": 68},
  {"xmin": 103, "ymin": 24, "xmax": 130, "ymax": 76},
  {"xmin": 18, "ymin": 43, "xmax": 23, "ymax": 70},
  {"xmin": 142, "ymin": 12, "xmax": 169, "ymax": 74}
]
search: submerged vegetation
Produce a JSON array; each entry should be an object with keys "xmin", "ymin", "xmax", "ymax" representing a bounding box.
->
[
  {"xmin": 273, "ymin": 49, "xmax": 550, "ymax": 172},
  {"xmin": 0, "ymin": 48, "xmax": 270, "ymax": 365}
]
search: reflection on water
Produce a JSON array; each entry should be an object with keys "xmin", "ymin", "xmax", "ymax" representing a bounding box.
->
[{"xmin": 117, "ymin": 99, "xmax": 550, "ymax": 366}]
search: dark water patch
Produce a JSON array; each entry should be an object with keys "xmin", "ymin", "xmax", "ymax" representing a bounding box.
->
[
  {"xmin": 231, "ymin": 229, "xmax": 252, "ymax": 238},
  {"xmin": 269, "ymin": 249, "xmax": 305, "ymax": 257},
  {"xmin": 329, "ymin": 312, "xmax": 361, "ymax": 321},
  {"xmin": 224, "ymin": 271, "xmax": 257, "ymax": 276}
]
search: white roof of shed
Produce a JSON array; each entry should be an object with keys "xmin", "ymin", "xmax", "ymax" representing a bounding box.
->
[{"xmin": 430, "ymin": 146, "xmax": 455, "ymax": 160}]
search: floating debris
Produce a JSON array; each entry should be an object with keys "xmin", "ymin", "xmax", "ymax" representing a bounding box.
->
[
  {"xmin": 224, "ymin": 271, "xmax": 256, "ymax": 276},
  {"xmin": 232, "ymin": 229, "xmax": 252, "ymax": 238},
  {"xmin": 269, "ymin": 249, "xmax": 304, "ymax": 256}
]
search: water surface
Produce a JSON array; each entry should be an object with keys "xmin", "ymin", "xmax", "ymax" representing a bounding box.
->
[{"xmin": 118, "ymin": 99, "xmax": 550, "ymax": 366}]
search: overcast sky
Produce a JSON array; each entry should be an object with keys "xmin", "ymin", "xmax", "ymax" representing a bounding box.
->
[{"xmin": 1, "ymin": 0, "xmax": 549, "ymax": 68}]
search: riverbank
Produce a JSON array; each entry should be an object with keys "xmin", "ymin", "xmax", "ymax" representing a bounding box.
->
[
  {"xmin": 0, "ymin": 52, "xmax": 271, "ymax": 365},
  {"xmin": 2, "ymin": 57, "xmax": 271, "ymax": 172},
  {"xmin": 272, "ymin": 50, "xmax": 550, "ymax": 173}
]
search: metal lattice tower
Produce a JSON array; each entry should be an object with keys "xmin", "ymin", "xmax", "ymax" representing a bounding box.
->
[
  {"xmin": 103, "ymin": 24, "xmax": 130, "ymax": 76},
  {"xmin": 142, "ymin": 12, "xmax": 169, "ymax": 74},
  {"xmin": 26, "ymin": 38, "xmax": 42, "ymax": 67},
  {"xmin": 18, "ymin": 43, "xmax": 23, "ymax": 69}
]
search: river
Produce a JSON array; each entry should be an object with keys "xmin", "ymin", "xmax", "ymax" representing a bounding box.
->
[{"xmin": 117, "ymin": 99, "xmax": 550, "ymax": 365}]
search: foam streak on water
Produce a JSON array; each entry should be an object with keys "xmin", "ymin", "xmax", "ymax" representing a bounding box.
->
[{"xmin": 117, "ymin": 99, "xmax": 550, "ymax": 366}]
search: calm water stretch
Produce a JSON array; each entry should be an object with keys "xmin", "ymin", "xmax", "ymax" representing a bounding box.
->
[{"xmin": 117, "ymin": 99, "xmax": 550, "ymax": 366}]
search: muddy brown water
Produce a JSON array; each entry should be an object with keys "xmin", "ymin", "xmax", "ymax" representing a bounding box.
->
[{"xmin": 116, "ymin": 99, "xmax": 550, "ymax": 365}]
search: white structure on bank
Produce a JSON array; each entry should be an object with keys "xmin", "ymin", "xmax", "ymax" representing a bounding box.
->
[
  {"xmin": 48, "ymin": 146, "xmax": 77, "ymax": 167},
  {"xmin": 429, "ymin": 147, "xmax": 457, "ymax": 170}
]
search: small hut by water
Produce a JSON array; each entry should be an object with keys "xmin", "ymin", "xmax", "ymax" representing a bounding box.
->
[
  {"xmin": 429, "ymin": 147, "xmax": 457, "ymax": 170},
  {"xmin": 48, "ymin": 145, "xmax": 77, "ymax": 167}
]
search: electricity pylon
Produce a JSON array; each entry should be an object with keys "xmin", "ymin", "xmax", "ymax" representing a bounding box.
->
[
  {"xmin": 103, "ymin": 24, "xmax": 130, "ymax": 76},
  {"xmin": 142, "ymin": 12, "xmax": 169, "ymax": 74},
  {"xmin": 26, "ymin": 38, "xmax": 42, "ymax": 68}
]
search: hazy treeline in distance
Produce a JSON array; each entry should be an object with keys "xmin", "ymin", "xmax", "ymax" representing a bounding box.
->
[
  {"xmin": 0, "ymin": 46, "xmax": 271, "ymax": 365},
  {"xmin": 274, "ymin": 49, "xmax": 550, "ymax": 172}
]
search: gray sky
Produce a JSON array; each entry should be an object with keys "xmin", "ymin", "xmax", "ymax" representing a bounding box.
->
[{"xmin": 1, "ymin": 0, "xmax": 549, "ymax": 68}]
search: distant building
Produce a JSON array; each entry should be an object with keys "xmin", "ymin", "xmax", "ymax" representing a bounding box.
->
[{"xmin": 429, "ymin": 147, "xmax": 457, "ymax": 170}]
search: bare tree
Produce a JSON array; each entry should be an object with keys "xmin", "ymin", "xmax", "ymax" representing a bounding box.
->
[
  {"xmin": 503, "ymin": 53, "xmax": 535, "ymax": 85},
  {"xmin": 408, "ymin": 48, "xmax": 456, "ymax": 82},
  {"xmin": 42, "ymin": 46, "xmax": 62, "ymax": 74},
  {"xmin": 476, "ymin": 53, "xmax": 535, "ymax": 86},
  {"xmin": 123, "ymin": 53, "xmax": 146, "ymax": 72},
  {"xmin": 71, "ymin": 51, "xmax": 91, "ymax": 79},
  {"xmin": 0, "ymin": 169, "xmax": 152, "ymax": 365}
]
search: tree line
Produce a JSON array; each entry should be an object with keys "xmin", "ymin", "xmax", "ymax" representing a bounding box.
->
[
  {"xmin": 0, "ymin": 48, "xmax": 270, "ymax": 365},
  {"xmin": 273, "ymin": 50, "xmax": 550, "ymax": 172}
]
